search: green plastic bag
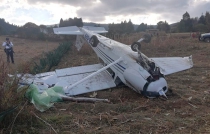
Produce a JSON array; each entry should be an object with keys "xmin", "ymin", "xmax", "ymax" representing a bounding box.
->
[{"xmin": 25, "ymin": 84, "xmax": 64, "ymax": 112}]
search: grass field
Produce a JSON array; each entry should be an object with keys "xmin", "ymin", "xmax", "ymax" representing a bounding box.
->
[
  {"xmin": 0, "ymin": 36, "xmax": 60, "ymax": 73},
  {"xmin": 1, "ymin": 34, "xmax": 210, "ymax": 134}
]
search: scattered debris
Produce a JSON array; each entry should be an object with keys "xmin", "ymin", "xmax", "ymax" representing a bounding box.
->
[
  {"xmin": 188, "ymin": 103, "xmax": 198, "ymax": 109},
  {"xmin": 188, "ymin": 96, "xmax": 192, "ymax": 101},
  {"xmin": 25, "ymin": 84, "xmax": 109, "ymax": 112},
  {"xmin": 89, "ymin": 92, "xmax": 97, "ymax": 98}
]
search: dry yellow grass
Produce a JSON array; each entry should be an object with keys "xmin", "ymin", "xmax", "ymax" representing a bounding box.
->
[
  {"xmin": 49, "ymin": 34, "xmax": 210, "ymax": 134},
  {"xmin": 0, "ymin": 36, "xmax": 60, "ymax": 72},
  {"xmin": 1, "ymin": 33, "xmax": 210, "ymax": 134}
]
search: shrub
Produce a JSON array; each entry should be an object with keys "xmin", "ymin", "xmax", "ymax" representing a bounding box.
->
[
  {"xmin": 32, "ymin": 41, "xmax": 72, "ymax": 74},
  {"xmin": 0, "ymin": 57, "xmax": 28, "ymax": 128}
]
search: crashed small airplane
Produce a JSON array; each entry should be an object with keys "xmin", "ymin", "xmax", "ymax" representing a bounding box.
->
[{"xmin": 20, "ymin": 26, "xmax": 193, "ymax": 98}]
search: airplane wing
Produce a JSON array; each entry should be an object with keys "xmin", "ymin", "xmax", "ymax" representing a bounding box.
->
[
  {"xmin": 149, "ymin": 56, "xmax": 193, "ymax": 75},
  {"xmin": 20, "ymin": 64, "xmax": 116, "ymax": 96}
]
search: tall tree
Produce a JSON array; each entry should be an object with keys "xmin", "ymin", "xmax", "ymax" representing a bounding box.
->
[
  {"xmin": 178, "ymin": 12, "xmax": 193, "ymax": 32},
  {"xmin": 16, "ymin": 22, "xmax": 40, "ymax": 38},
  {"xmin": 126, "ymin": 19, "xmax": 134, "ymax": 33},
  {"xmin": 136, "ymin": 23, "xmax": 147, "ymax": 32},
  {"xmin": 0, "ymin": 26, "xmax": 4, "ymax": 35},
  {"xmin": 205, "ymin": 12, "xmax": 210, "ymax": 25},
  {"xmin": 59, "ymin": 17, "xmax": 83, "ymax": 27},
  {"xmin": 59, "ymin": 18, "xmax": 64, "ymax": 27},
  {"xmin": 198, "ymin": 14, "xmax": 206, "ymax": 25},
  {"xmin": 157, "ymin": 21, "xmax": 170, "ymax": 32},
  {"xmin": 183, "ymin": 12, "xmax": 190, "ymax": 20},
  {"xmin": 0, "ymin": 18, "xmax": 18, "ymax": 35},
  {"xmin": 108, "ymin": 20, "xmax": 134, "ymax": 34}
]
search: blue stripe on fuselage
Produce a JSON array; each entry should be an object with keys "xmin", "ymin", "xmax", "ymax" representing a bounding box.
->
[
  {"xmin": 96, "ymin": 46, "xmax": 126, "ymax": 71},
  {"xmin": 95, "ymin": 47, "xmax": 124, "ymax": 73}
]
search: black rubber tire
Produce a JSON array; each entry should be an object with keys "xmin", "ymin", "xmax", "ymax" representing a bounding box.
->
[
  {"xmin": 131, "ymin": 42, "xmax": 141, "ymax": 52},
  {"xmin": 89, "ymin": 35, "xmax": 99, "ymax": 47},
  {"xmin": 204, "ymin": 38, "xmax": 210, "ymax": 43},
  {"xmin": 143, "ymin": 34, "xmax": 151, "ymax": 43}
]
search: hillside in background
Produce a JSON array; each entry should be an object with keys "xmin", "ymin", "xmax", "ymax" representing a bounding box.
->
[{"xmin": 0, "ymin": 18, "xmax": 18, "ymax": 35}]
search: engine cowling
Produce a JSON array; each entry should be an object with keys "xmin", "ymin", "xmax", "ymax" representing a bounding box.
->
[{"xmin": 123, "ymin": 67, "xmax": 168, "ymax": 98}]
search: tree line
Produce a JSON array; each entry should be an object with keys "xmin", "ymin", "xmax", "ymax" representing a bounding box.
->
[
  {"xmin": 107, "ymin": 11, "xmax": 210, "ymax": 34},
  {"xmin": 59, "ymin": 17, "xmax": 83, "ymax": 27},
  {"xmin": 177, "ymin": 11, "xmax": 210, "ymax": 33},
  {"xmin": 1, "ymin": 11, "xmax": 210, "ymax": 37},
  {"xmin": 0, "ymin": 18, "xmax": 18, "ymax": 35}
]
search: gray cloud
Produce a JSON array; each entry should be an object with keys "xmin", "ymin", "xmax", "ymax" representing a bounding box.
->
[
  {"xmin": 188, "ymin": 1, "xmax": 210, "ymax": 18},
  {"xmin": 27, "ymin": 0, "xmax": 95, "ymax": 6},
  {"xmin": 76, "ymin": 0, "xmax": 191, "ymax": 24},
  {"xmin": 26, "ymin": 0, "xmax": 210, "ymax": 24}
]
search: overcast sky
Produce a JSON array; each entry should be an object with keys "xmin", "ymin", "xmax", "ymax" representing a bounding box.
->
[{"xmin": 0, "ymin": 0, "xmax": 210, "ymax": 26}]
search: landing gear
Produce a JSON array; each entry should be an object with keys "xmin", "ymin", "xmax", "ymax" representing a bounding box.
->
[
  {"xmin": 131, "ymin": 34, "xmax": 151, "ymax": 52},
  {"xmin": 89, "ymin": 35, "xmax": 99, "ymax": 47},
  {"xmin": 131, "ymin": 42, "xmax": 141, "ymax": 52}
]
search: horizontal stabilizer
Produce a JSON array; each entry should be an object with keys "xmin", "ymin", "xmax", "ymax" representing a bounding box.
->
[
  {"xmin": 150, "ymin": 56, "xmax": 193, "ymax": 75},
  {"xmin": 53, "ymin": 26, "xmax": 108, "ymax": 35},
  {"xmin": 83, "ymin": 26, "xmax": 108, "ymax": 33},
  {"xmin": 53, "ymin": 26, "xmax": 83, "ymax": 35}
]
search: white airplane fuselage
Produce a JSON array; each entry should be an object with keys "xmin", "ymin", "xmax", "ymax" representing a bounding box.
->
[{"xmin": 80, "ymin": 28, "xmax": 168, "ymax": 98}]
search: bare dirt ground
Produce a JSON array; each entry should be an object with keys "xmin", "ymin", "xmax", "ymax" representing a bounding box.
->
[{"xmin": 1, "ymin": 34, "xmax": 210, "ymax": 134}]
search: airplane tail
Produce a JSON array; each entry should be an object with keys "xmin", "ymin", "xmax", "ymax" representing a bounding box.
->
[
  {"xmin": 53, "ymin": 26, "xmax": 108, "ymax": 35},
  {"xmin": 53, "ymin": 26, "xmax": 107, "ymax": 51}
]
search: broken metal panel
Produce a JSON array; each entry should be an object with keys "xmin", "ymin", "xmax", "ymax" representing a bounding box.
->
[
  {"xmin": 55, "ymin": 64, "xmax": 103, "ymax": 77},
  {"xmin": 150, "ymin": 56, "xmax": 193, "ymax": 75},
  {"xmin": 37, "ymin": 74, "xmax": 58, "ymax": 86},
  {"xmin": 35, "ymin": 71, "xmax": 55, "ymax": 78}
]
